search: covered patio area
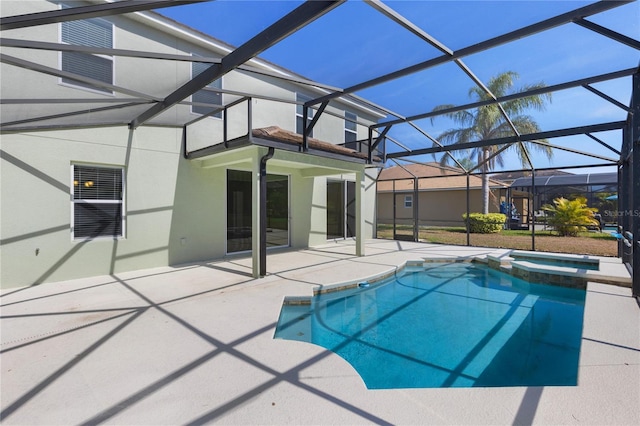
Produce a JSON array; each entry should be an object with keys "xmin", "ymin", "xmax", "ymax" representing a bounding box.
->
[{"xmin": 1, "ymin": 240, "xmax": 637, "ymax": 425}]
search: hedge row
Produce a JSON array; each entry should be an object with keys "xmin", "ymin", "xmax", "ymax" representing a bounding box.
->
[{"xmin": 462, "ymin": 213, "xmax": 506, "ymax": 234}]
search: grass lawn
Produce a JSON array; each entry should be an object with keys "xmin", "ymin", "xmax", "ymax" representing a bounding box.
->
[{"xmin": 377, "ymin": 225, "xmax": 618, "ymax": 257}]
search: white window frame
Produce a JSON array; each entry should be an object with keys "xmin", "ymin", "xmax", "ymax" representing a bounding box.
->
[
  {"xmin": 296, "ymin": 93, "xmax": 314, "ymax": 137},
  {"xmin": 404, "ymin": 194, "xmax": 413, "ymax": 208},
  {"xmin": 71, "ymin": 163, "xmax": 125, "ymax": 241},
  {"xmin": 326, "ymin": 179, "xmax": 356, "ymax": 240},
  {"xmin": 59, "ymin": 4, "xmax": 114, "ymax": 95},
  {"xmin": 191, "ymin": 55, "xmax": 223, "ymax": 118},
  {"xmin": 345, "ymin": 111, "xmax": 358, "ymax": 145}
]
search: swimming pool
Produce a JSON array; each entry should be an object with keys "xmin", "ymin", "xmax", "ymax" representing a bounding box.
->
[{"xmin": 274, "ymin": 262, "xmax": 586, "ymax": 389}]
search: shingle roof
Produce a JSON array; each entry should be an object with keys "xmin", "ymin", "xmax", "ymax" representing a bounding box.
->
[{"xmin": 377, "ymin": 163, "xmax": 508, "ymax": 192}]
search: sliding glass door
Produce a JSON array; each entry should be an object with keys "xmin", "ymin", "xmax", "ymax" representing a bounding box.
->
[
  {"xmin": 327, "ymin": 180, "xmax": 355, "ymax": 240},
  {"xmin": 265, "ymin": 174, "xmax": 289, "ymax": 247},
  {"xmin": 226, "ymin": 170, "xmax": 289, "ymax": 254}
]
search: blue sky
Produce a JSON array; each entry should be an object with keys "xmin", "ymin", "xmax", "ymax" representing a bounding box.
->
[{"xmin": 162, "ymin": 0, "xmax": 639, "ymax": 174}]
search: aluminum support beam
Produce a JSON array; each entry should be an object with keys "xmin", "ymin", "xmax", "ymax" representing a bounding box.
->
[
  {"xmin": 305, "ymin": 101, "xmax": 328, "ymax": 136},
  {"xmin": 377, "ymin": 161, "xmax": 616, "ymax": 183},
  {"xmin": 0, "ymin": 0, "xmax": 211, "ymax": 31},
  {"xmin": 574, "ymin": 18, "xmax": 640, "ymax": 50},
  {"xmin": 259, "ymin": 147, "xmax": 275, "ymax": 277},
  {"xmin": 392, "ymin": 180, "xmax": 397, "ymax": 240},
  {"xmin": 0, "ymin": 122, "xmax": 130, "ymax": 134},
  {"xmin": 365, "ymin": 0, "xmax": 452, "ymax": 55},
  {"xmin": 130, "ymin": 0, "xmax": 344, "ymax": 129},
  {"xmin": 405, "ymin": 122, "xmax": 466, "ymax": 170},
  {"xmin": 377, "ymin": 68, "xmax": 636, "ymax": 128},
  {"xmin": 371, "ymin": 126, "xmax": 391, "ymax": 150},
  {"xmin": 586, "ymin": 133, "xmax": 622, "ymax": 155},
  {"xmin": 0, "ymin": 53, "xmax": 159, "ymax": 100},
  {"xmin": 0, "ymin": 38, "xmax": 222, "ymax": 63},
  {"xmin": 413, "ymin": 177, "xmax": 419, "ymax": 242},
  {"xmin": 0, "ymin": 38, "xmax": 343, "ymax": 93},
  {"xmin": 631, "ymin": 70, "xmax": 640, "ymax": 299},
  {"xmin": 468, "ymin": 143, "xmax": 512, "ymax": 175},
  {"xmin": 308, "ymin": 1, "xmax": 630, "ymax": 107},
  {"xmin": 466, "ymin": 174, "xmax": 470, "ymax": 246},
  {"xmin": 526, "ymin": 139, "xmax": 618, "ymax": 163},
  {"xmin": 0, "ymin": 98, "xmax": 150, "ymax": 105},
  {"xmin": 355, "ymin": 170, "xmax": 365, "ymax": 256},
  {"xmin": 1, "ymin": 101, "xmax": 149, "ymax": 128},
  {"xmin": 621, "ymin": 125, "xmax": 632, "ymax": 264},
  {"xmin": 531, "ymin": 168, "xmax": 536, "ymax": 250},
  {"xmin": 387, "ymin": 121, "xmax": 627, "ymax": 158},
  {"xmin": 617, "ymin": 160, "xmax": 624, "ymax": 258},
  {"xmin": 583, "ymin": 84, "xmax": 633, "ymax": 112},
  {"xmin": 368, "ymin": 0, "xmax": 602, "ymax": 148}
]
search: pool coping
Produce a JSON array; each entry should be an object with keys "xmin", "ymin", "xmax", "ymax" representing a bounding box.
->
[
  {"xmin": 304, "ymin": 250, "xmax": 630, "ymax": 301},
  {"xmin": 306, "ymin": 257, "xmax": 476, "ymax": 299},
  {"xmin": 484, "ymin": 250, "xmax": 631, "ymax": 289}
]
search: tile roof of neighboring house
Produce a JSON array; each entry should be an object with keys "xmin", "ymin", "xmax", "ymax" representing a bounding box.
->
[{"xmin": 377, "ymin": 163, "xmax": 508, "ymax": 192}]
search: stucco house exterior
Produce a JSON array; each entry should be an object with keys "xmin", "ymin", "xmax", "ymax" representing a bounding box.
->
[
  {"xmin": 0, "ymin": 0, "xmax": 385, "ymax": 288},
  {"xmin": 377, "ymin": 163, "xmax": 509, "ymax": 228}
]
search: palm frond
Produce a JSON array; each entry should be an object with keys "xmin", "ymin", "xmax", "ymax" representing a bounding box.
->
[{"xmin": 430, "ymin": 71, "xmax": 554, "ymax": 196}]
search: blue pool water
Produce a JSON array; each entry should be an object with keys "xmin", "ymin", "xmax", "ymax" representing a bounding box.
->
[
  {"xmin": 511, "ymin": 255, "xmax": 599, "ymax": 271},
  {"xmin": 274, "ymin": 262, "xmax": 586, "ymax": 389}
]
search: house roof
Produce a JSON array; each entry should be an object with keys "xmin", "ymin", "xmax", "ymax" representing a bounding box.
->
[
  {"xmin": 490, "ymin": 169, "xmax": 573, "ymax": 183},
  {"xmin": 378, "ymin": 163, "xmax": 463, "ymax": 180},
  {"xmin": 377, "ymin": 163, "xmax": 508, "ymax": 192},
  {"xmin": 510, "ymin": 172, "xmax": 617, "ymax": 188}
]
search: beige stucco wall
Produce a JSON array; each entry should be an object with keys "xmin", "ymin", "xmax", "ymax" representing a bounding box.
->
[
  {"xmin": 1, "ymin": 127, "xmax": 183, "ymax": 286},
  {"xmin": 1, "ymin": 128, "xmax": 378, "ymax": 288},
  {"xmin": 377, "ymin": 189, "xmax": 502, "ymax": 227},
  {"xmin": 0, "ymin": 1, "xmax": 383, "ymax": 288}
]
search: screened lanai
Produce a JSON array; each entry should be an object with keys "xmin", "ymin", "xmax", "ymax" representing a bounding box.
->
[
  {"xmin": 510, "ymin": 172, "xmax": 618, "ymax": 221},
  {"xmin": 1, "ymin": 0, "xmax": 639, "ymax": 299}
]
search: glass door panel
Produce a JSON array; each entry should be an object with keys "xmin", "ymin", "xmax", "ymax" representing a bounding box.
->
[
  {"xmin": 327, "ymin": 181, "xmax": 345, "ymax": 240},
  {"xmin": 227, "ymin": 170, "xmax": 289, "ymax": 254},
  {"xmin": 227, "ymin": 170, "xmax": 252, "ymax": 253},
  {"xmin": 327, "ymin": 180, "xmax": 356, "ymax": 240},
  {"xmin": 266, "ymin": 174, "xmax": 289, "ymax": 247}
]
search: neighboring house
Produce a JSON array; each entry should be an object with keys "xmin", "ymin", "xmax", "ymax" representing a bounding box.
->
[
  {"xmin": 377, "ymin": 163, "xmax": 509, "ymax": 227},
  {"xmin": 0, "ymin": 1, "xmax": 385, "ymax": 288}
]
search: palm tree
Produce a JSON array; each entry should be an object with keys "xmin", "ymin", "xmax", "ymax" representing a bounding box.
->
[
  {"xmin": 454, "ymin": 154, "xmax": 475, "ymax": 171},
  {"xmin": 432, "ymin": 71, "xmax": 553, "ymax": 214}
]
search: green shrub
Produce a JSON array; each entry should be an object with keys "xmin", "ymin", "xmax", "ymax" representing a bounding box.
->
[
  {"xmin": 542, "ymin": 197, "xmax": 598, "ymax": 237},
  {"xmin": 463, "ymin": 213, "xmax": 506, "ymax": 233}
]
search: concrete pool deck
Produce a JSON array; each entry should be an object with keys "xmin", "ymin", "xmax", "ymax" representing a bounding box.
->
[{"xmin": 1, "ymin": 240, "xmax": 638, "ymax": 425}]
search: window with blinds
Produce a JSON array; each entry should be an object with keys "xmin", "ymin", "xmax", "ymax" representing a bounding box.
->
[
  {"xmin": 61, "ymin": 6, "xmax": 113, "ymax": 93},
  {"xmin": 72, "ymin": 165, "xmax": 124, "ymax": 239},
  {"xmin": 191, "ymin": 60, "xmax": 222, "ymax": 117}
]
